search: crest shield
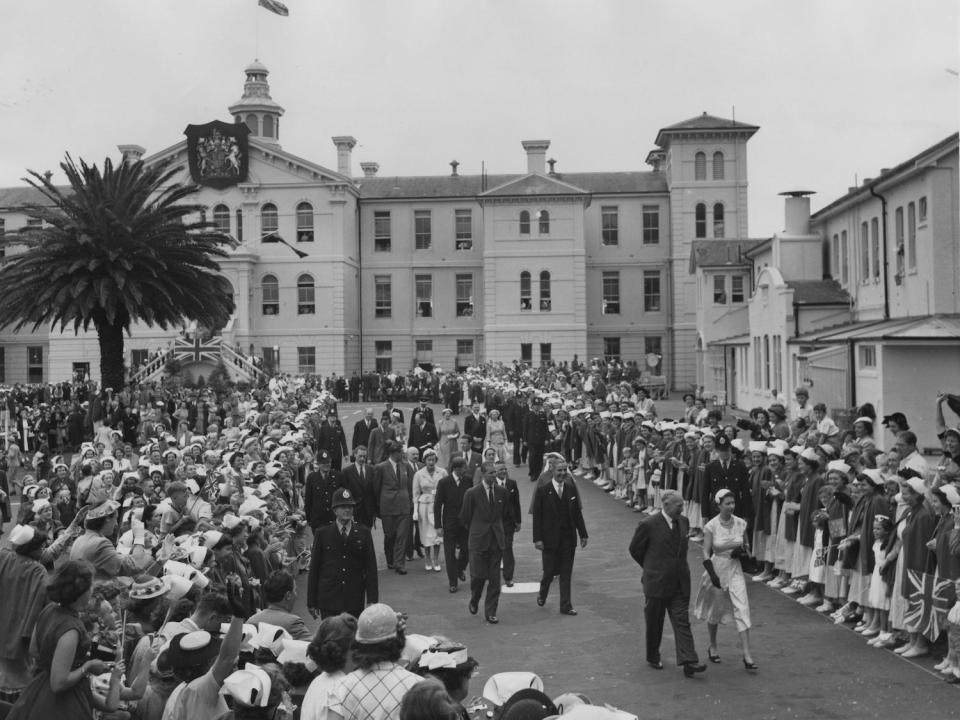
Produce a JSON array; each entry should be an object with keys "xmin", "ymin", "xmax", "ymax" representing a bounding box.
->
[{"xmin": 184, "ymin": 120, "xmax": 250, "ymax": 189}]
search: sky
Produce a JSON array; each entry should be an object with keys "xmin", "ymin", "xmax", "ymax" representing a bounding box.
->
[{"xmin": 0, "ymin": 0, "xmax": 956, "ymax": 236}]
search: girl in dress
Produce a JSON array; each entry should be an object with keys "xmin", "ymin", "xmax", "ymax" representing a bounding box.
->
[
  {"xmin": 631, "ymin": 437, "xmax": 648, "ymax": 512},
  {"xmin": 748, "ymin": 442, "xmax": 776, "ymax": 582},
  {"xmin": 864, "ymin": 516, "xmax": 894, "ymax": 645},
  {"xmin": 412, "ymin": 449, "xmax": 446, "ymax": 572},
  {"xmin": 695, "ymin": 489, "xmax": 757, "ymax": 670}
]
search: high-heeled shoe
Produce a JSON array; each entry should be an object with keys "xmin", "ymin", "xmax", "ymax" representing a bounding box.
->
[
  {"xmin": 743, "ymin": 658, "xmax": 758, "ymax": 671},
  {"xmin": 708, "ymin": 649, "xmax": 721, "ymax": 663}
]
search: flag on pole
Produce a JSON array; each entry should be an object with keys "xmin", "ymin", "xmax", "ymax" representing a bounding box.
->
[{"xmin": 258, "ymin": 0, "xmax": 289, "ymax": 16}]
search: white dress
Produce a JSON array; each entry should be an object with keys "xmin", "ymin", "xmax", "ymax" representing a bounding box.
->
[{"xmin": 694, "ymin": 514, "xmax": 752, "ymax": 631}]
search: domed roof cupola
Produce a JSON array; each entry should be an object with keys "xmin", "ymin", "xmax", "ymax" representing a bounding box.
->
[{"xmin": 228, "ymin": 59, "xmax": 285, "ymax": 146}]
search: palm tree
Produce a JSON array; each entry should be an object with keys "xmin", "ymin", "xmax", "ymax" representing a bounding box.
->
[{"xmin": 0, "ymin": 154, "xmax": 236, "ymax": 390}]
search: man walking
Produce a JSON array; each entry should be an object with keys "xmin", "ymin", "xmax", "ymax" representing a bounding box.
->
[
  {"xmin": 494, "ymin": 460, "xmax": 522, "ymax": 587},
  {"xmin": 435, "ymin": 457, "xmax": 471, "ymax": 593},
  {"xmin": 459, "ymin": 466, "xmax": 506, "ymax": 623},
  {"xmin": 373, "ymin": 441, "xmax": 413, "ymax": 573},
  {"xmin": 628, "ymin": 489, "xmax": 706, "ymax": 678}
]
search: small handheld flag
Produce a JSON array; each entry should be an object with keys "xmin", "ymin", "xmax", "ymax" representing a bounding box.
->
[{"xmin": 258, "ymin": 0, "xmax": 289, "ymax": 16}]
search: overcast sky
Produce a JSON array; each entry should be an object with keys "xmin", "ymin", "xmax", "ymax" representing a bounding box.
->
[{"xmin": 1, "ymin": 0, "xmax": 956, "ymax": 235}]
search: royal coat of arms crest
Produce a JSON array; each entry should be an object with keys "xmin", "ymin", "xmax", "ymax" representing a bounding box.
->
[{"xmin": 184, "ymin": 120, "xmax": 250, "ymax": 189}]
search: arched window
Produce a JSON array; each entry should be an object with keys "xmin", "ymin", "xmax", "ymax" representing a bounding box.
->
[
  {"xmin": 296, "ymin": 202, "xmax": 314, "ymax": 242},
  {"xmin": 520, "ymin": 271, "xmax": 532, "ymax": 311},
  {"xmin": 262, "ymin": 274, "xmax": 279, "ymax": 315},
  {"xmin": 297, "ymin": 274, "xmax": 315, "ymax": 315},
  {"xmin": 538, "ymin": 210, "xmax": 550, "ymax": 235},
  {"xmin": 245, "ymin": 114, "xmax": 259, "ymax": 135},
  {"xmin": 712, "ymin": 151, "xmax": 724, "ymax": 180},
  {"xmin": 539, "ymin": 271, "xmax": 552, "ymax": 311},
  {"xmin": 212, "ymin": 204, "xmax": 231, "ymax": 234},
  {"xmin": 713, "ymin": 203, "xmax": 725, "ymax": 238},
  {"xmin": 694, "ymin": 151, "xmax": 706, "ymax": 180},
  {"xmin": 519, "ymin": 210, "xmax": 530, "ymax": 235},
  {"xmin": 262, "ymin": 115, "xmax": 274, "ymax": 138},
  {"xmin": 260, "ymin": 203, "xmax": 278, "ymax": 238},
  {"xmin": 695, "ymin": 203, "xmax": 707, "ymax": 238}
]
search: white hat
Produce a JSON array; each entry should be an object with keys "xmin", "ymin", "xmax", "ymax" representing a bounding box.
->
[
  {"xmin": 221, "ymin": 663, "xmax": 272, "ymax": 708},
  {"xmin": 31, "ymin": 498, "xmax": 51, "ymax": 513},
  {"xmin": 221, "ymin": 513, "xmax": 244, "ymax": 530},
  {"xmin": 252, "ymin": 622, "xmax": 291, "ymax": 656},
  {"xmin": 901, "ymin": 477, "xmax": 927, "ymax": 496},
  {"xmin": 826, "ymin": 460, "xmax": 851, "ymax": 476},
  {"xmin": 748, "ymin": 441, "xmax": 767, "ymax": 455},
  {"xmin": 800, "ymin": 448, "xmax": 821, "ymax": 464},
  {"xmin": 277, "ymin": 639, "xmax": 318, "ymax": 672},
  {"xmin": 238, "ymin": 497, "xmax": 267, "ymax": 517},
  {"xmin": 257, "ymin": 480, "xmax": 277, "ymax": 497},
  {"xmin": 8, "ymin": 524, "xmax": 36, "ymax": 546},
  {"xmin": 859, "ymin": 468, "xmax": 884, "ymax": 487}
]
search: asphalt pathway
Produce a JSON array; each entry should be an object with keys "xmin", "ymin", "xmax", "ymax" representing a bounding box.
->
[{"xmin": 290, "ymin": 401, "xmax": 959, "ymax": 719}]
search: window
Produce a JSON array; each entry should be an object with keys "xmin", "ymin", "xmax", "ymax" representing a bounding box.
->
[
  {"xmin": 832, "ymin": 234, "xmax": 840, "ymax": 278},
  {"xmin": 694, "ymin": 151, "xmax": 706, "ymax": 181},
  {"xmin": 415, "ymin": 339, "xmax": 433, "ymax": 363},
  {"xmin": 841, "ymin": 230, "xmax": 848, "ymax": 284},
  {"xmin": 601, "ymin": 206, "xmax": 618, "ymax": 246},
  {"xmin": 260, "ymin": 203, "xmax": 278, "ymax": 238},
  {"xmin": 520, "ymin": 343, "xmax": 532, "ymax": 363},
  {"xmin": 645, "ymin": 337, "xmax": 662, "ymax": 373},
  {"xmin": 895, "ymin": 207, "xmax": 905, "ymax": 278},
  {"xmin": 456, "ymin": 339, "xmax": 474, "ymax": 357},
  {"xmin": 773, "ymin": 335, "xmax": 782, "ymax": 392},
  {"xmin": 643, "ymin": 270, "xmax": 661, "ymax": 312},
  {"xmin": 695, "ymin": 203, "xmax": 707, "ymax": 238},
  {"xmin": 918, "ymin": 196, "xmax": 927, "ymax": 223},
  {"xmin": 731, "ymin": 275, "xmax": 745, "ymax": 303},
  {"xmin": 245, "ymin": 114, "xmax": 258, "ymax": 135},
  {"xmin": 603, "ymin": 337, "xmax": 621, "ymax": 362},
  {"xmin": 0, "ymin": 347, "xmax": 4, "ymax": 383},
  {"xmin": 414, "ymin": 210, "xmax": 432, "ymax": 250},
  {"xmin": 374, "ymin": 211, "xmax": 391, "ymax": 252},
  {"xmin": 713, "ymin": 275, "xmax": 727, "ymax": 304},
  {"xmin": 374, "ymin": 341, "xmax": 392, "ymax": 373},
  {"xmin": 871, "ymin": 218, "xmax": 880, "ymax": 280},
  {"xmin": 213, "ymin": 204, "xmax": 231, "ymax": 234},
  {"xmin": 642, "ymin": 206, "xmax": 659, "ymax": 244},
  {"xmin": 297, "ymin": 274, "xmax": 315, "ymax": 314},
  {"xmin": 374, "ymin": 275, "xmax": 392, "ymax": 318},
  {"xmin": 263, "ymin": 115, "xmax": 275, "ymax": 138},
  {"xmin": 539, "ymin": 343, "xmax": 552, "ymax": 365},
  {"xmin": 296, "ymin": 202, "xmax": 314, "ymax": 242},
  {"xmin": 539, "ymin": 271, "xmax": 551, "ymax": 311},
  {"xmin": 763, "ymin": 334, "xmax": 770, "ymax": 390},
  {"xmin": 519, "ymin": 210, "xmax": 530, "ymax": 235},
  {"xmin": 602, "ymin": 271, "xmax": 620, "ymax": 314},
  {"xmin": 27, "ymin": 346, "xmax": 43, "ymax": 384},
  {"xmin": 25, "ymin": 218, "xmax": 41, "ymax": 229},
  {"xmin": 297, "ymin": 346, "xmax": 316, "ymax": 375},
  {"xmin": 262, "ymin": 274, "xmax": 279, "ymax": 315},
  {"xmin": 455, "ymin": 209, "xmax": 472, "ymax": 250},
  {"xmin": 538, "ymin": 210, "xmax": 550, "ymax": 235},
  {"xmin": 859, "ymin": 344, "xmax": 877, "ymax": 369},
  {"xmin": 415, "ymin": 274, "xmax": 433, "ymax": 317},
  {"xmin": 236, "ymin": 209, "xmax": 243, "ymax": 243},
  {"xmin": 520, "ymin": 272, "xmax": 532, "ymax": 311},
  {"xmin": 712, "ymin": 151, "xmax": 724, "ymax": 180},
  {"xmin": 713, "ymin": 203, "xmax": 725, "ymax": 238},
  {"xmin": 753, "ymin": 337, "xmax": 761, "ymax": 387},
  {"xmin": 131, "ymin": 349, "xmax": 149, "ymax": 369},
  {"xmin": 72, "ymin": 362, "xmax": 89, "ymax": 383},
  {"xmin": 0, "ymin": 219, "xmax": 4, "ymax": 258},
  {"xmin": 455, "ymin": 274, "xmax": 473, "ymax": 317},
  {"xmin": 907, "ymin": 201, "xmax": 916, "ymax": 270},
  {"xmin": 860, "ymin": 221, "xmax": 870, "ymax": 283}
]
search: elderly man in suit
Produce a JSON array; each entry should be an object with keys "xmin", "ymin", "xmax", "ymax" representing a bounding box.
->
[
  {"xmin": 628, "ymin": 489, "xmax": 706, "ymax": 678},
  {"xmin": 448, "ymin": 434, "xmax": 482, "ymax": 479},
  {"xmin": 463, "ymin": 402, "xmax": 487, "ymax": 454},
  {"xmin": 459, "ymin": 465, "xmax": 506, "ymax": 623},
  {"xmin": 367, "ymin": 415, "xmax": 396, "ymax": 466},
  {"xmin": 340, "ymin": 446, "xmax": 374, "ymax": 528},
  {"xmin": 352, "ymin": 408, "xmax": 378, "ymax": 450},
  {"xmin": 531, "ymin": 459, "xmax": 588, "ymax": 615},
  {"xmin": 373, "ymin": 441, "xmax": 414, "ymax": 574},
  {"xmin": 408, "ymin": 411, "xmax": 440, "ymax": 458}
]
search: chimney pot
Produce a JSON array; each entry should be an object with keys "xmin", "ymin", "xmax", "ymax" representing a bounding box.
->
[
  {"xmin": 848, "ymin": 186, "xmax": 858, "ymax": 193},
  {"xmin": 360, "ymin": 162, "xmax": 379, "ymax": 177},
  {"xmin": 880, "ymin": 168, "xmax": 890, "ymax": 174},
  {"xmin": 862, "ymin": 178, "xmax": 873, "ymax": 185},
  {"xmin": 778, "ymin": 190, "xmax": 815, "ymax": 235},
  {"xmin": 547, "ymin": 158, "xmax": 557, "ymax": 175},
  {"xmin": 117, "ymin": 144, "xmax": 146, "ymax": 165},
  {"xmin": 331, "ymin": 135, "xmax": 357, "ymax": 176},
  {"xmin": 450, "ymin": 160, "xmax": 459, "ymax": 177},
  {"xmin": 521, "ymin": 139, "xmax": 550, "ymax": 174}
]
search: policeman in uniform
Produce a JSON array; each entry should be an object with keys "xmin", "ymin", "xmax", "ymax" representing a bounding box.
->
[
  {"xmin": 306, "ymin": 487, "xmax": 379, "ymax": 620},
  {"xmin": 304, "ymin": 450, "xmax": 343, "ymax": 531}
]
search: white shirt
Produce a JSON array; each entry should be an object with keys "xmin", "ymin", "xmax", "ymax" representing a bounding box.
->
[
  {"xmin": 553, "ymin": 481, "xmax": 564, "ymax": 498},
  {"xmin": 660, "ymin": 509, "xmax": 674, "ymax": 530}
]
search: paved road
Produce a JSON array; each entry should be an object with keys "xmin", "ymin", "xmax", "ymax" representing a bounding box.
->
[{"xmin": 290, "ymin": 401, "xmax": 959, "ymax": 719}]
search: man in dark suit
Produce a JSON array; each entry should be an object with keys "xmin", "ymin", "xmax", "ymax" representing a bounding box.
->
[
  {"xmin": 414, "ymin": 398, "xmax": 435, "ymax": 427},
  {"xmin": 307, "ymin": 487, "xmax": 378, "ymax": 620},
  {"xmin": 448, "ymin": 434, "xmax": 482, "ymax": 480},
  {"xmin": 531, "ymin": 459, "xmax": 588, "ymax": 615},
  {"xmin": 494, "ymin": 459, "xmax": 522, "ymax": 587},
  {"xmin": 408, "ymin": 412, "xmax": 440, "ymax": 457},
  {"xmin": 318, "ymin": 412, "xmax": 349, "ymax": 471},
  {"xmin": 701, "ymin": 434, "xmax": 754, "ymax": 524},
  {"xmin": 372, "ymin": 441, "xmax": 413, "ymax": 573},
  {"xmin": 303, "ymin": 450, "xmax": 343, "ymax": 531},
  {"xmin": 340, "ymin": 446, "xmax": 374, "ymax": 528},
  {"xmin": 503, "ymin": 392, "xmax": 528, "ymax": 467},
  {"xmin": 435, "ymin": 457, "xmax": 471, "ymax": 592},
  {"xmin": 459, "ymin": 465, "xmax": 506, "ymax": 623},
  {"xmin": 524, "ymin": 397, "xmax": 551, "ymax": 481},
  {"xmin": 367, "ymin": 415, "xmax": 395, "ymax": 465},
  {"xmin": 442, "ymin": 376, "xmax": 462, "ymax": 415},
  {"xmin": 463, "ymin": 403, "xmax": 487, "ymax": 454},
  {"xmin": 628, "ymin": 489, "xmax": 706, "ymax": 678},
  {"xmin": 381, "ymin": 401, "xmax": 404, "ymax": 425},
  {"xmin": 352, "ymin": 408, "xmax": 377, "ymax": 451}
]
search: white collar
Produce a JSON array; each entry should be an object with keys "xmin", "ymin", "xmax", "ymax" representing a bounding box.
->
[{"xmin": 660, "ymin": 509, "xmax": 674, "ymax": 528}]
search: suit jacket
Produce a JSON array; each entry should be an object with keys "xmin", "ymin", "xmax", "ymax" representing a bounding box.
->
[
  {"xmin": 408, "ymin": 421, "xmax": 440, "ymax": 454},
  {"xmin": 434, "ymin": 472, "xmax": 472, "ymax": 531},
  {"xmin": 318, "ymin": 423, "xmax": 348, "ymax": 462},
  {"xmin": 303, "ymin": 469, "xmax": 344, "ymax": 529},
  {"xmin": 413, "ymin": 406, "xmax": 436, "ymax": 426},
  {"xmin": 463, "ymin": 412, "xmax": 487, "ymax": 452},
  {"xmin": 498, "ymin": 477, "xmax": 522, "ymax": 530},
  {"xmin": 531, "ymin": 478, "xmax": 588, "ymax": 550},
  {"xmin": 701, "ymin": 459, "xmax": 754, "ymax": 521},
  {"xmin": 352, "ymin": 419, "xmax": 377, "ymax": 450},
  {"xmin": 628, "ymin": 512, "xmax": 692, "ymax": 598},
  {"xmin": 448, "ymin": 450, "xmax": 482, "ymax": 479},
  {"xmin": 367, "ymin": 426, "xmax": 396, "ymax": 465},
  {"xmin": 459, "ymin": 482, "xmax": 506, "ymax": 552},
  {"xmin": 340, "ymin": 462, "xmax": 374, "ymax": 527},
  {"xmin": 372, "ymin": 459, "xmax": 413, "ymax": 517},
  {"xmin": 307, "ymin": 522, "xmax": 378, "ymax": 615}
]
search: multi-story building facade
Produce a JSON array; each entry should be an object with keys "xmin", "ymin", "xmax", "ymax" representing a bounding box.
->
[{"xmin": 0, "ymin": 62, "xmax": 758, "ymax": 388}]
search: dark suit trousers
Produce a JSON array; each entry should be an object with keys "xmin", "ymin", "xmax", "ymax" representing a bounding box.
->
[
  {"xmin": 470, "ymin": 547, "xmax": 502, "ymax": 617},
  {"xmin": 381, "ymin": 514, "xmax": 410, "ymax": 569},
  {"xmin": 539, "ymin": 544, "xmax": 575, "ymax": 611},
  {"xmin": 512, "ymin": 438, "xmax": 527, "ymax": 465},
  {"xmin": 528, "ymin": 444, "xmax": 545, "ymax": 479},
  {"xmin": 502, "ymin": 528, "xmax": 516, "ymax": 582},
  {"xmin": 644, "ymin": 592, "xmax": 698, "ymax": 666},
  {"xmin": 443, "ymin": 525, "xmax": 469, "ymax": 586}
]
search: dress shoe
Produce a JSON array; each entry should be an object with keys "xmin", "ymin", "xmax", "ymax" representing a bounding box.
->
[
  {"xmin": 647, "ymin": 660, "xmax": 663, "ymax": 670},
  {"xmin": 945, "ymin": 674, "xmax": 960, "ymax": 684},
  {"xmin": 485, "ymin": 615, "xmax": 499, "ymax": 624},
  {"xmin": 742, "ymin": 658, "xmax": 758, "ymax": 671},
  {"xmin": 468, "ymin": 600, "xmax": 478, "ymax": 615},
  {"xmin": 505, "ymin": 580, "xmax": 514, "ymax": 587},
  {"xmin": 561, "ymin": 608, "xmax": 578, "ymax": 616},
  {"xmin": 683, "ymin": 662, "xmax": 707, "ymax": 678},
  {"xmin": 395, "ymin": 568, "xmax": 407, "ymax": 575},
  {"xmin": 449, "ymin": 586, "xmax": 458, "ymax": 593},
  {"xmin": 901, "ymin": 647, "xmax": 929, "ymax": 659},
  {"xmin": 386, "ymin": 564, "xmax": 395, "ymax": 570},
  {"xmin": 536, "ymin": 595, "xmax": 546, "ymax": 607},
  {"xmin": 458, "ymin": 571, "xmax": 466, "ymax": 582},
  {"xmin": 708, "ymin": 649, "xmax": 721, "ymax": 663}
]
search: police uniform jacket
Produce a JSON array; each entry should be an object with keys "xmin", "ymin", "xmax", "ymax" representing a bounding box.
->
[{"xmin": 307, "ymin": 521, "xmax": 378, "ymax": 617}]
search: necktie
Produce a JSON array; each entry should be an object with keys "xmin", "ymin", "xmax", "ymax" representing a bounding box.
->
[
  {"xmin": 555, "ymin": 482, "xmax": 563, "ymax": 499},
  {"xmin": 341, "ymin": 523, "xmax": 348, "ymax": 538},
  {"xmin": 487, "ymin": 484, "xmax": 493, "ymax": 505}
]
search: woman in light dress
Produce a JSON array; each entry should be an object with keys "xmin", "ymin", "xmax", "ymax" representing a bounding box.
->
[
  {"xmin": 695, "ymin": 489, "xmax": 757, "ymax": 670},
  {"xmin": 436, "ymin": 409, "xmax": 460, "ymax": 470},
  {"xmin": 485, "ymin": 409, "xmax": 508, "ymax": 464},
  {"xmin": 412, "ymin": 449, "xmax": 447, "ymax": 572}
]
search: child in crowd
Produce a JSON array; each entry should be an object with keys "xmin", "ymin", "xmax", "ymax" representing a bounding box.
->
[
  {"xmin": 617, "ymin": 446, "xmax": 638, "ymax": 503},
  {"xmin": 865, "ymin": 516, "xmax": 895, "ymax": 645}
]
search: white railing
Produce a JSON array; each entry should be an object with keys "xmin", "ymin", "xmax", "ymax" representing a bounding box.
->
[
  {"xmin": 129, "ymin": 342, "xmax": 176, "ymax": 385},
  {"xmin": 220, "ymin": 342, "xmax": 265, "ymax": 383}
]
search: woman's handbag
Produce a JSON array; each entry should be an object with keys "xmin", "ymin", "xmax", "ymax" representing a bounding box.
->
[{"xmin": 732, "ymin": 545, "xmax": 763, "ymax": 576}]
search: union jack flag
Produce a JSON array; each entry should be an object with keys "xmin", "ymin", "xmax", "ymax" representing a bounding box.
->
[
  {"xmin": 904, "ymin": 569, "xmax": 954, "ymax": 641},
  {"xmin": 173, "ymin": 335, "xmax": 222, "ymax": 365}
]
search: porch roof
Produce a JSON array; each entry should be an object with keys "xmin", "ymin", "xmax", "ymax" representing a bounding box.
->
[{"xmin": 788, "ymin": 314, "xmax": 960, "ymax": 345}]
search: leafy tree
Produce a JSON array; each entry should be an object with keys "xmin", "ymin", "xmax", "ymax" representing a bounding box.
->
[{"xmin": 0, "ymin": 155, "xmax": 235, "ymax": 390}]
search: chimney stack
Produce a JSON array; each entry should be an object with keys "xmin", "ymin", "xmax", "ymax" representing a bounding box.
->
[
  {"xmin": 547, "ymin": 158, "xmax": 557, "ymax": 175},
  {"xmin": 117, "ymin": 144, "xmax": 146, "ymax": 165},
  {"xmin": 521, "ymin": 139, "xmax": 550, "ymax": 174},
  {"xmin": 450, "ymin": 160, "xmax": 459, "ymax": 177},
  {"xmin": 360, "ymin": 162, "xmax": 379, "ymax": 178},
  {"xmin": 779, "ymin": 190, "xmax": 815, "ymax": 235},
  {"xmin": 331, "ymin": 136, "xmax": 357, "ymax": 177}
]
